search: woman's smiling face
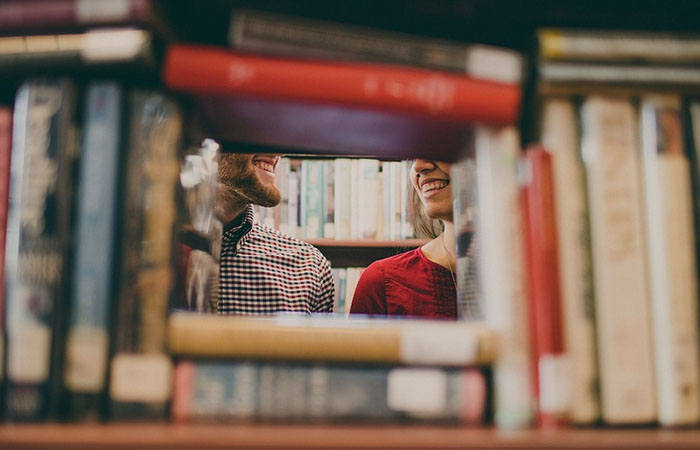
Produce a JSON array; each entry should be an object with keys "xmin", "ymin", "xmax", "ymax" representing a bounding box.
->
[{"xmin": 410, "ymin": 159, "xmax": 454, "ymax": 223}]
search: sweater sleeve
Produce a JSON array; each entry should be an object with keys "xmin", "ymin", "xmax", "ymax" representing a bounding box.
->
[{"xmin": 349, "ymin": 262, "xmax": 387, "ymax": 316}]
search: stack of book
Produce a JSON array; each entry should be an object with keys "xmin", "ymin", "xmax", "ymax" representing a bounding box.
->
[
  {"xmin": 168, "ymin": 311, "xmax": 498, "ymax": 424},
  {"xmin": 0, "ymin": 0, "xmax": 183, "ymax": 422}
]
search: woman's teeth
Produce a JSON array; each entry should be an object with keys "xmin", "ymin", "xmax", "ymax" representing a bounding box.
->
[
  {"xmin": 254, "ymin": 161, "xmax": 274, "ymax": 172},
  {"xmin": 422, "ymin": 181, "xmax": 448, "ymax": 193}
]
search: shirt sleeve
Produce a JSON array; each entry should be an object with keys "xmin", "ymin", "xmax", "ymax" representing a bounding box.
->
[
  {"xmin": 313, "ymin": 256, "xmax": 335, "ymax": 313},
  {"xmin": 349, "ymin": 262, "xmax": 387, "ymax": 316}
]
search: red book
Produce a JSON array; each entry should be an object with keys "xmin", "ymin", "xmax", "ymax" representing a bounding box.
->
[
  {"xmin": 162, "ymin": 44, "xmax": 521, "ymax": 125},
  {"xmin": 520, "ymin": 147, "xmax": 568, "ymax": 428},
  {"xmin": 0, "ymin": 106, "xmax": 11, "ymax": 335}
]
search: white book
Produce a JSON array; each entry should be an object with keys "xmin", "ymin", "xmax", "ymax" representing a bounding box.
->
[
  {"xmin": 334, "ymin": 158, "xmax": 352, "ymax": 240},
  {"xmin": 541, "ymin": 98, "xmax": 599, "ymax": 424},
  {"xmin": 301, "ymin": 159, "xmax": 324, "ymax": 239},
  {"xmin": 376, "ymin": 167, "xmax": 384, "ymax": 240},
  {"xmin": 287, "ymin": 162, "xmax": 301, "ymax": 238},
  {"xmin": 400, "ymin": 159, "xmax": 414, "ymax": 239},
  {"xmin": 350, "ymin": 159, "xmax": 360, "ymax": 239},
  {"xmin": 382, "ymin": 162, "xmax": 392, "ymax": 240},
  {"xmin": 475, "ymin": 126, "xmax": 535, "ymax": 429},
  {"xmin": 388, "ymin": 161, "xmax": 403, "ymax": 240},
  {"xmin": 358, "ymin": 159, "xmax": 379, "ymax": 239},
  {"xmin": 580, "ymin": 96, "xmax": 656, "ymax": 424},
  {"xmin": 640, "ymin": 95, "xmax": 700, "ymax": 426},
  {"xmin": 276, "ymin": 157, "xmax": 290, "ymax": 235},
  {"xmin": 323, "ymin": 160, "xmax": 335, "ymax": 239}
]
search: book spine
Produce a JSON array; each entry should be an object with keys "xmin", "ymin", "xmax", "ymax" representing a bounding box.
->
[
  {"xmin": 0, "ymin": 106, "xmax": 12, "ymax": 395},
  {"xmin": 580, "ymin": 96, "xmax": 656, "ymax": 424},
  {"xmin": 333, "ymin": 158, "xmax": 352, "ymax": 240},
  {"xmin": 276, "ymin": 157, "xmax": 290, "ymax": 235},
  {"xmin": 108, "ymin": 91, "xmax": 182, "ymax": 420},
  {"xmin": 3, "ymin": 79, "xmax": 78, "ymax": 421},
  {"xmin": 301, "ymin": 160, "xmax": 324, "ymax": 239},
  {"xmin": 163, "ymin": 45, "xmax": 522, "ymax": 125},
  {"xmin": 475, "ymin": 126, "xmax": 535, "ymax": 429},
  {"xmin": 322, "ymin": 160, "xmax": 335, "ymax": 239},
  {"xmin": 538, "ymin": 62, "xmax": 700, "ymax": 87},
  {"xmin": 230, "ymin": 9, "xmax": 522, "ymax": 83},
  {"xmin": 350, "ymin": 159, "xmax": 360, "ymax": 239},
  {"xmin": 286, "ymin": 160, "xmax": 301, "ymax": 238},
  {"xmin": 538, "ymin": 29, "xmax": 700, "ymax": 63},
  {"xmin": 520, "ymin": 147, "xmax": 568, "ymax": 428},
  {"xmin": 540, "ymin": 98, "xmax": 600, "ymax": 424},
  {"xmin": 400, "ymin": 160, "xmax": 414, "ymax": 239},
  {"xmin": 167, "ymin": 312, "xmax": 497, "ymax": 366},
  {"xmin": 0, "ymin": 0, "xmax": 151, "ymax": 29},
  {"xmin": 173, "ymin": 360, "xmax": 487, "ymax": 424},
  {"xmin": 640, "ymin": 95, "xmax": 700, "ymax": 426},
  {"xmin": 62, "ymin": 82, "xmax": 123, "ymax": 421},
  {"xmin": 358, "ymin": 159, "xmax": 380, "ymax": 240}
]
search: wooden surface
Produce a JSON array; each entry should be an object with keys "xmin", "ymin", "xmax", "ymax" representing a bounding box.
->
[
  {"xmin": 2, "ymin": 423, "xmax": 700, "ymax": 449},
  {"xmin": 306, "ymin": 239, "xmax": 427, "ymax": 267}
]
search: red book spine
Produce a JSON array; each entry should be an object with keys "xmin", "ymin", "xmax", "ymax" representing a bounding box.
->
[
  {"xmin": 0, "ymin": 107, "xmax": 11, "ymax": 333},
  {"xmin": 162, "ymin": 44, "xmax": 521, "ymax": 125},
  {"xmin": 520, "ymin": 146, "xmax": 568, "ymax": 428}
]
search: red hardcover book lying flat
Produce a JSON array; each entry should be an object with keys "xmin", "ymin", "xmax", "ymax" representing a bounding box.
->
[{"xmin": 162, "ymin": 44, "xmax": 521, "ymax": 125}]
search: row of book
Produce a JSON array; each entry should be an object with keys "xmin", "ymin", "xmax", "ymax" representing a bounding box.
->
[{"xmin": 254, "ymin": 158, "xmax": 416, "ymax": 241}]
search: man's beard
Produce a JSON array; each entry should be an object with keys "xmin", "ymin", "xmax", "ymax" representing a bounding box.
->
[{"xmin": 219, "ymin": 156, "xmax": 281, "ymax": 207}]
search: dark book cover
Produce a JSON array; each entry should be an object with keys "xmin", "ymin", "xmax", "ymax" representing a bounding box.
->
[
  {"xmin": 2, "ymin": 79, "xmax": 78, "ymax": 421},
  {"xmin": 108, "ymin": 90, "xmax": 183, "ymax": 421}
]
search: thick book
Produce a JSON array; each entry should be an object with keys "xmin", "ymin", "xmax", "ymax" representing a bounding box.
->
[
  {"xmin": 580, "ymin": 96, "xmax": 656, "ymax": 424},
  {"xmin": 62, "ymin": 82, "xmax": 124, "ymax": 421},
  {"xmin": 0, "ymin": 28, "xmax": 159, "ymax": 76},
  {"xmin": 333, "ymin": 158, "xmax": 352, "ymax": 240},
  {"xmin": 300, "ymin": 160, "xmax": 324, "ymax": 239},
  {"xmin": 520, "ymin": 147, "xmax": 568, "ymax": 428},
  {"xmin": 163, "ymin": 44, "xmax": 522, "ymax": 125},
  {"xmin": 229, "ymin": 9, "xmax": 523, "ymax": 83},
  {"xmin": 191, "ymin": 94, "xmax": 472, "ymax": 161},
  {"xmin": 172, "ymin": 359, "xmax": 488, "ymax": 424},
  {"xmin": 540, "ymin": 98, "xmax": 600, "ymax": 425},
  {"xmin": 474, "ymin": 126, "xmax": 535, "ymax": 429},
  {"xmin": 538, "ymin": 29, "xmax": 700, "ymax": 64},
  {"xmin": 3, "ymin": 79, "xmax": 78, "ymax": 421},
  {"xmin": 0, "ymin": 0, "xmax": 166, "ymax": 34},
  {"xmin": 108, "ymin": 91, "xmax": 183, "ymax": 420},
  {"xmin": 0, "ymin": 106, "xmax": 12, "ymax": 392},
  {"xmin": 168, "ymin": 312, "xmax": 498, "ymax": 366},
  {"xmin": 640, "ymin": 95, "xmax": 700, "ymax": 426},
  {"xmin": 357, "ymin": 159, "xmax": 380, "ymax": 240}
]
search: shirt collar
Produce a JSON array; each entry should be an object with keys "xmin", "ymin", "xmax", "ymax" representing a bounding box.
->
[{"xmin": 222, "ymin": 204, "xmax": 255, "ymax": 245}]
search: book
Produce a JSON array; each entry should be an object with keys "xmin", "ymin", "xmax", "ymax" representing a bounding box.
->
[
  {"xmin": 191, "ymin": 94, "xmax": 472, "ymax": 161},
  {"xmin": 62, "ymin": 82, "xmax": 124, "ymax": 421},
  {"xmin": 640, "ymin": 95, "xmax": 700, "ymax": 426},
  {"xmin": 333, "ymin": 158, "xmax": 352, "ymax": 240},
  {"xmin": 0, "ymin": 106, "xmax": 12, "ymax": 394},
  {"xmin": 300, "ymin": 159, "xmax": 324, "ymax": 239},
  {"xmin": 229, "ymin": 9, "xmax": 523, "ymax": 83},
  {"xmin": 0, "ymin": 0, "xmax": 164, "ymax": 33},
  {"xmin": 0, "ymin": 29, "xmax": 159, "ymax": 75},
  {"xmin": 357, "ymin": 159, "xmax": 380, "ymax": 240},
  {"xmin": 168, "ymin": 311, "xmax": 498, "ymax": 366},
  {"xmin": 163, "ymin": 44, "xmax": 522, "ymax": 125},
  {"xmin": 172, "ymin": 359, "xmax": 487, "ymax": 424},
  {"xmin": 108, "ymin": 91, "xmax": 183, "ymax": 420},
  {"xmin": 520, "ymin": 147, "xmax": 568, "ymax": 428},
  {"xmin": 540, "ymin": 98, "xmax": 600, "ymax": 425},
  {"xmin": 3, "ymin": 79, "xmax": 78, "ymax": 421},
  {"xmin": 474, "ymin": 126, "xmax": 535, "ymax": 429},
  {"xmin": 580, "ymin": 96, "xmax": 656, "ymax": 424},
  {"xmin": 538, "ymin": 29, "xmax": 700, "ymax": 64}
]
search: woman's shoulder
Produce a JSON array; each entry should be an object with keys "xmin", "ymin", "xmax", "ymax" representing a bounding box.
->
[{"xmin": 365, "ymin": 247, "xmax": 423, "ymax": 273}]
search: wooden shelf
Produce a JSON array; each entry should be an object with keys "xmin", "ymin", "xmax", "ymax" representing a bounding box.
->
[
  {"xmin": 305, "ymin": 238, "xmax": 427, "ymax": 267},
  {"xmin": 2, "ymin": 423, "xmax": 700, "ymax": 449}
]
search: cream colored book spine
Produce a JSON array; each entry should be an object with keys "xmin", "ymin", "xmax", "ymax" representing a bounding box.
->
[
  {"xmin": 640, "ymin": 95, "xmax": 700, "ymax": 426},
  {"xmin": 580, "ymin": 96, "xmax": 656, "ymax": 424},
  {"xmin": 475, "ymin": 126, "xmax": 535, "ymax": 429},
  {"xmin": 541, "ymin": 98, "xmax": 599, "ymax": 424}
]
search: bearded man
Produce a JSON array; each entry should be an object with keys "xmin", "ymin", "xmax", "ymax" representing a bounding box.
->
[{"xmin": 215, "ymin": 153, "xmax": 334, "ymax": 314}]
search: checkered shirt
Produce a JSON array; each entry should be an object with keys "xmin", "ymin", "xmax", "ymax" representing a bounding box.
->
[{"xmin": 218, "ymin": 204, "xmax": 334, "ymax": 315}]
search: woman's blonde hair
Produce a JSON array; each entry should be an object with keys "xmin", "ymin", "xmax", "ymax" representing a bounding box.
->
[{"xmin": 408, "ymin": 183, "xmax": 444, "ymax": 239}]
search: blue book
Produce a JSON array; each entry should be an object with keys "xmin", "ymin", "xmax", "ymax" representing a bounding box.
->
[{"xmin": 62, "ymin": 82, "xmax": 123, "ymax": 420}]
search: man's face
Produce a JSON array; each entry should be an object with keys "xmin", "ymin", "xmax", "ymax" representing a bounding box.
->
[{"xmin": 218, "ymin": 153, "xmax": 282, "ymax": 207}]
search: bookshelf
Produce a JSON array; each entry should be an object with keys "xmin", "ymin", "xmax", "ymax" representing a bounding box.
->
[
  {"xmin": 4, "ymin": 0, "xmax": 700, "ymax": 449},
  {"xmin": 2, "ymin": 423, "xmax": 700, "ymax": 449}
]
